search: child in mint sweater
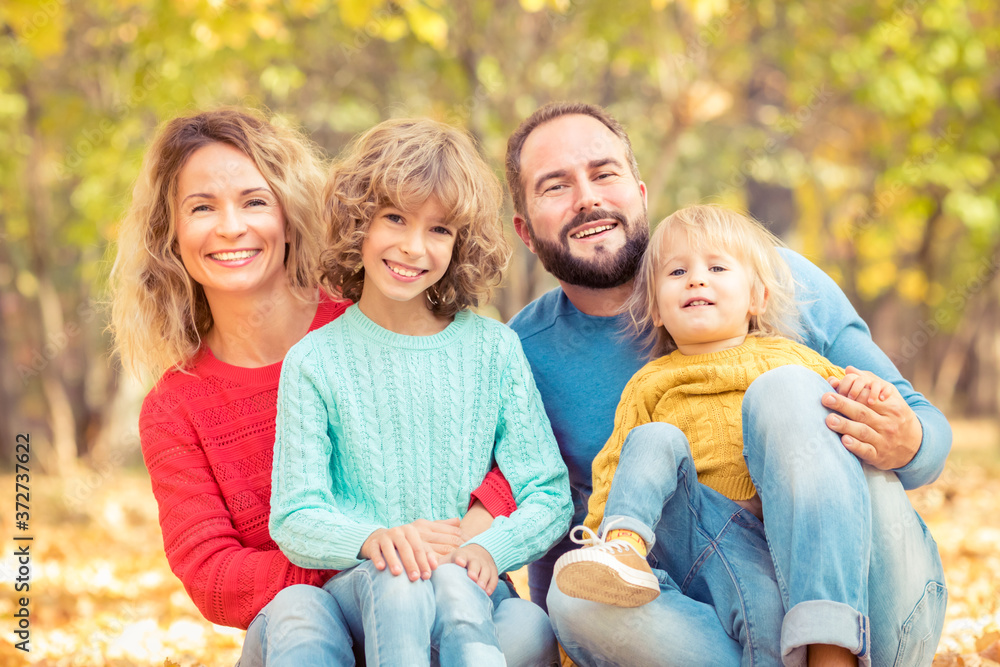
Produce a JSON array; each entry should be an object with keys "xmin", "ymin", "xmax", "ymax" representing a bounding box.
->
[{"xmin": 271, "ymin": 118, "xmax": 572, "ymax": 666}]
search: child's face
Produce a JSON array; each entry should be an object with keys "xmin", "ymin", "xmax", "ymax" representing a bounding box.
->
[
  {"xmin": 359, "ymin": 195, "xmax": 456, "ymax": 311},
  {"xmin": 653, "ymin": 232, "xmax": 763, "ymax": 354}
]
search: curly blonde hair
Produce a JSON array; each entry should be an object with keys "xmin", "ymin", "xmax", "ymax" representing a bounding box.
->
[
  {"xmin": 624, "ymin": 204, "xmax": 801, "ymax": 359},
  {"xmin": 110, "ymin": 107, "xmax": 327, "ymax": 381},
  {"xmin": 320, "ymin": 118, "xmax": 510, "ymax": 318}
]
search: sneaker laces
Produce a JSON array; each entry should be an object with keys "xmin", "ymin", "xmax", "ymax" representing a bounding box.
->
[{"xmin": 568, "ymin": 517, "xmax": 636, "ymax": 554}]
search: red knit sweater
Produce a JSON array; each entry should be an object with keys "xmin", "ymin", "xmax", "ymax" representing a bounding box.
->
[{"xmin": 139, "ymin": 295, "xmax": 517, "ymax": 629}]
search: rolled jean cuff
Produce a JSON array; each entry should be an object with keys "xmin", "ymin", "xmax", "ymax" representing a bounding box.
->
[
  {"xmin": 600, "ymin": 514, "xmax": 656, "ymax": 549},
  {"xmin": 781, "ymin": 600, "xmax": 871, "ymax": 667}
]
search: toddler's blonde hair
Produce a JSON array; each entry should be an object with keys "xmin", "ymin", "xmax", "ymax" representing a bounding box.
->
[{"xmin": 625, "ymin": 204, "xmax": 801, "ymax": 358}]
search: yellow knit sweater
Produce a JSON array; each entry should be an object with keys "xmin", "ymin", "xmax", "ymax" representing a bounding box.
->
[{"xmin": 585, "ymin": 335, "xmax": 845, "ymax": 531}]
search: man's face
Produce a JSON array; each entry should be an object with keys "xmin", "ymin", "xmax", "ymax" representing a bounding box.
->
[{"xmin": 514, "ymin": 114, "xmax": 649, "ymax": 290}]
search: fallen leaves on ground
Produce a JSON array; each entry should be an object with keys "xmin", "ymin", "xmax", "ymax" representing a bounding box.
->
[
  {"xmin": 0, "ymin": 445, "xmax": 996, "ymax": 666},
  {"xmin": 917, "ymin": 451, "xmax": 1000, "ymax": 667}
]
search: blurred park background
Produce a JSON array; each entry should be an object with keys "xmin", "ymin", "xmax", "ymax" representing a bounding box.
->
[{"xmin": 0, "ymin": 0, "xmax": 998, "ymax": 663}]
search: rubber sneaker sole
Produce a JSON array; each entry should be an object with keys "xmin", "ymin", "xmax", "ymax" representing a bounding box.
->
[{"xmin": 554, "ymin": 549, "xmax": 660, "ymax": 607}]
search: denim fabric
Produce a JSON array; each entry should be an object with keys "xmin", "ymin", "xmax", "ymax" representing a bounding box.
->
[
  {"xmin": 743, "ymin": 367, "xmax": 871, "ymax": 666},
  {"xmin": 549, "ymin": 367, "xmax": 945, "ymax": 667},
  {"xmin": 550, "ymin": 421, "xmax": 780, "ymax": 667},
  {"xmin": 528, "ymin": 532, "xmax": 577, "ymax": 614},
  {"xmin": 324, "ymin": 561, "xmax": 558, "ymax": 667},
  {"xmin": 491, "ymin": 583, "xmax": 561, "ymax": 667},
  {"xmin": 238, "ymin": 583, "xmax": 357, "ymax": 666},
  {"xmin": 744, "ymin": 366, "xmax": 946, "ymax": 667}
]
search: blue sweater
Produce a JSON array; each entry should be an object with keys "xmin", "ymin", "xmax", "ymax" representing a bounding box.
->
[
  {"xmin": 270, "ymin": 305, "xmax": 573, "ymax": 575},
  {"xmin": 509, "ymin": 248, "xmax": 952, "ymax": 532}
]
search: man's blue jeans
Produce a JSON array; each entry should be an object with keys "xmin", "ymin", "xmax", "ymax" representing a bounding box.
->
[
  {"xmin": 549, "ymin": 366, "xmax": 945, "ymax": 667},
  {"xmin": 240, "ymin": 564, "xmax": 559, "ymax": 666}
]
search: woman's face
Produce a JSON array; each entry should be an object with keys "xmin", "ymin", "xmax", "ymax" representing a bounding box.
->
[{"xmin": 174, "ymin": 142, "xmax": 287, "ymax": 301}]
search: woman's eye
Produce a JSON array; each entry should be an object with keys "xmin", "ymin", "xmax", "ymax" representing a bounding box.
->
[
  {"xmin": 247, "ymin": 198, "xmax": 268, "ymax": 207},
  {"xmin": 431, "ymin": 226, "xmax": 453, "ymax": 236},
  {"xmin": 191, "ymin": 204, "xmax": 210, "ymax": 213}
]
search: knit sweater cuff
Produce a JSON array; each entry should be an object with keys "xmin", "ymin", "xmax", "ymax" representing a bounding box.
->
[
  {"xmin": 466, "ymin": 527, "xmax": 522, "ymax": 575},
  {"xmin": 468, "ymin": 469, "xmax": 517, "ymax": 518},
  {"xmin": 701, "ymin": 474, "xmax": 758, "ymax": 502},
  {"xmin": 280, "ymin": 520, "xmax": 384, "ymax": 570}
]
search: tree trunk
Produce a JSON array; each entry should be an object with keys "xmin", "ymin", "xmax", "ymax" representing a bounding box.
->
[
  {"xmin": 0, "ymin": 239, "xmax": 14, "ymax": 468},
  {"xmin": 20, "ymin": 78, "xmax": 79, "ymax": 476}
]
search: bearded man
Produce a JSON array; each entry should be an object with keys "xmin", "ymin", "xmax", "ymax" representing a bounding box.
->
[{"xmin": 506, "ymin": 102, "xmax": 949, "ymax": 667}]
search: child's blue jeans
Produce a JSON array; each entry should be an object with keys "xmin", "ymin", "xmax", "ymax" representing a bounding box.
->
[
  {"xmin": 548, "ymin": 365, "xmax": 946, "ymax": 667},
  {"xmin": 240, "ymin": 564, "xmax": 558, "ymax": 666},
  {"xmin": 327, "ymin": 560, "xmax": 557, "ymax": 667}
]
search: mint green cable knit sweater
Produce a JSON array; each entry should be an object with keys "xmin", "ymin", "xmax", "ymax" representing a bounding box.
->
[{"xmin": 270, "ymin": 305, "xmax": 573, "ymax": 575}]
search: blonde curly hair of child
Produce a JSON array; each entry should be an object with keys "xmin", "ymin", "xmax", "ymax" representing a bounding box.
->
[
  {"xmin": 320, "ymin": 117, "xmax": 511, "ymax": 319},
  {"xmin": 624, "ymin": 204, "xmax": 802, "ymax": 359}
]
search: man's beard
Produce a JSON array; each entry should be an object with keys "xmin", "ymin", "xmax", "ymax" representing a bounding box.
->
[{"xmin": 527, "ymin": 207, "xmax": 650, "ymax": 290}]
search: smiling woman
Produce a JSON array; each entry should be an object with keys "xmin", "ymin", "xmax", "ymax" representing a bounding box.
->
[
  {"xmin": 111, "ymin": 108, "xmax": 326, "ymax": 378},
  {"xmin": 174, "ymin": 143, "xmax": 288, "ymax": 299}
]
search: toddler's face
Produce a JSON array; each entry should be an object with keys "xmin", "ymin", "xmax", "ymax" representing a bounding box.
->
[{"xmin": 653, "ymin": 234, "xmax": 762, "ymax": 355}]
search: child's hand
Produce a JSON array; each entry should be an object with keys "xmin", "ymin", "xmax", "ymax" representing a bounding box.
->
[
  {"xmin": 360, "ymin": 523, "xmax": 438, "ymax": 581},
  {"xmin": 412, "ymin": 517, "xmax": 464, "ymax": 556},
  {"xmin": 829, "ymin": 369, "xmax": 893, "ymax": 407},
  {"xmin": 442, "ymin": 543, "xmax": 499, "ymax": 595}
]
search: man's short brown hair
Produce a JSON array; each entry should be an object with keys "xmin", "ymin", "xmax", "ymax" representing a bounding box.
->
[{"xmin": 504, "ymin": 102, "xmax": 641, "ymax": 220}]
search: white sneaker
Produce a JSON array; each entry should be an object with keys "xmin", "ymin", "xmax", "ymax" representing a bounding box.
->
[{"xmin": 553, "ymin": 524, "xmax": 660, "ymax": 607}]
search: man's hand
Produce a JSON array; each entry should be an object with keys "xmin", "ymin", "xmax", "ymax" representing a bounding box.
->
[
  {"xmin": 360, "ymin": 523, "xmax": 438, "ymax": 581},
  {"xmin": 441, "ymin": 543, "xmax": 499, "ymax": 594},
  {"xmin": 823, "ymin": 366, "xmax": 923, "ymax": 470}
]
